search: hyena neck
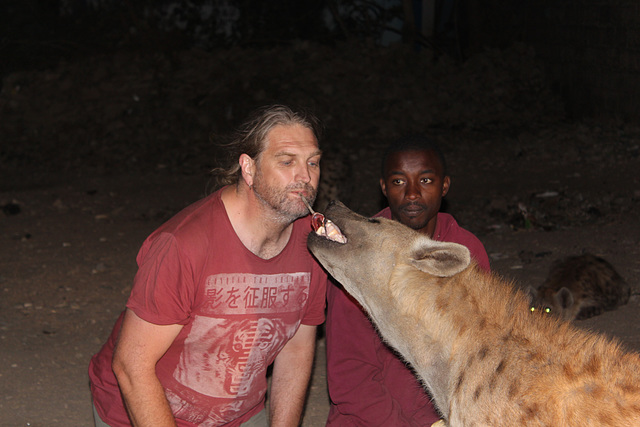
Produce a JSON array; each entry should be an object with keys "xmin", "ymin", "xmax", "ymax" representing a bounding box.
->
[{"xmin": 371, "ymin": 264, "xmax": 531, "ymax": 419}]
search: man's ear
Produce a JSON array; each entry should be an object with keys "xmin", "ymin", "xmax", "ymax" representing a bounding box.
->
[
  {"xmin": 239, "ymin": 154, "xmax": 255, "ymax": 188},
  {"xmin": 441, "ymin": 176, "xmax": 451, "ymax": 197},
  {"xmin": 380, "ymin": 178, "xmax": 387, "ymax": 197}
]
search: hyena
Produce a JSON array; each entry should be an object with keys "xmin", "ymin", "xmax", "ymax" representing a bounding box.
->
[
  {"xmin": 307, "ymin": 201, "xmax": 640, "ymax": 427},
  {"xmin": 528, "ymin": 253, "xmax": 631, "ymax": 321}
]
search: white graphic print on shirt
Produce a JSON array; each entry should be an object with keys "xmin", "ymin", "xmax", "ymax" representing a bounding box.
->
[{"xmin": 169, "ymin": 272, "xmax": 310, "ymax": 421}]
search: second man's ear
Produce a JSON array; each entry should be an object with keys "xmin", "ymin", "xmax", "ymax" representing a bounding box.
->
[
  {"xmin": 379, "ymin": 178, "xmax": 387, "ymax": 197},
  {"xmin": 441, "ymin": 176, "xmax": 451, "ymax": 197}
]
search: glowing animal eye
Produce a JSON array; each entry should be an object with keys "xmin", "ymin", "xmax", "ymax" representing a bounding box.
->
[
  {"xmin": 544, "ymin": 307, "xmax": 551, "ymax": 313},
  {"xmin": 530, "ymin": 306, "xmax": 536, "ymax": 312}
]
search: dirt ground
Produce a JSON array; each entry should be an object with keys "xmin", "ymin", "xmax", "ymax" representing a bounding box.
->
[{"xmin": 1, "ymin": 42, "xmax": 639, "ymax": 426}]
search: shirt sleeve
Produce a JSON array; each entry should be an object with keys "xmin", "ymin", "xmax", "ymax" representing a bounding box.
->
[
  {"xmin": 325, "ymin": 279, "xmax": 414, "ymax": 426},
  {"xmin": 465, "ymin": 235, "xmax": 491, "ymax": 272},
  {"xmin": 301, "ymin": 258, "xmax": 328, "ymax": 326},
  {"xmin": 437, "ymin": 213, "xmax": 491, "ymax": 273},
  {"xmin": 127, "ymin": 232, "xmax": 194, "ymax": 325}
]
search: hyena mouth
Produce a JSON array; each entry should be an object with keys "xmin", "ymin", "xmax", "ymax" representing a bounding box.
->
[{"xmin": 301, "ymin": 196, "xmax": 347, "ymax": 244}]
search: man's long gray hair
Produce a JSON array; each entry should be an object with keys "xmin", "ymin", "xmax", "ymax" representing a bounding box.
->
[{"xmin": 209, "ymin": 104, "xmax": 322, "ymax": 191}]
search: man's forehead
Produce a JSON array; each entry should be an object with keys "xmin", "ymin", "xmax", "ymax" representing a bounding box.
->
[
  {"xmin": 385, "ymin": 149, "xmax": 443, "ymax": 173},
  {"xmin": 273, "ymin": 148, "xmax": 322, "ymax": 157},
  {"xmin": 264, "ymin": 124, "xmax": 319, "ymax": 152}
]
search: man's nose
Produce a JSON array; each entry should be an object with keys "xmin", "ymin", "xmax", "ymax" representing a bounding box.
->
[
  {"xmin": 296, "ymin": 164, "xmax": 312, "ymax": 183},
  {"xmin": 405, "ymin": 182, "xmax": 420, "ymax": 199}
]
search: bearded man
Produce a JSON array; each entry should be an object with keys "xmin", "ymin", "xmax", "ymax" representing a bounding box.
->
[{"xmin": 89, "ymin": 105, "xmax": 328, "ymax": 427}]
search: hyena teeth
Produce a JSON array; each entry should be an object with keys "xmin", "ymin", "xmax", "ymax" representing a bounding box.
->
[
  {"xmin": 317, "ymin": 217, "xmax": 347, "ymax": 244},
  {"xmin": 302, "ymin": 195, "xmax": 347, "ymax": 244}
]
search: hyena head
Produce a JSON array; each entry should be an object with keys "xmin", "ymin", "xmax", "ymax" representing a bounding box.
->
[
  {"xmin": 527, "ymin": 253, "xmax": 630, "ymax": 321},
  {"xmin": 307, "ymin": 201, "xmax": 470, "ymax": 314},
  {"xmin": 527, "ymin": 285, "xmax": 576, "ymax": 320}
]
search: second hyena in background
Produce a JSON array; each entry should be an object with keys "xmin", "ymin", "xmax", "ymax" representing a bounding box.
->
[
  {"xmin": 308, "ymin": 202, "xmax": 640, "ymax": 427},
  {"xmin": 529, "ymin": 253, "xmax": 631, "ymax": 321}
]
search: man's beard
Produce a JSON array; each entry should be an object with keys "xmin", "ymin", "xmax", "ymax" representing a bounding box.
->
[{"xmin": 252, "ymin": 177, "xmax": 317, "ymax": 223}]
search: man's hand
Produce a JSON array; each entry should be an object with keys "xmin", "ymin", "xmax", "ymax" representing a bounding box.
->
[{"xmin": 269, "ymin": 324, "xmax": 317, "ymax": 426}]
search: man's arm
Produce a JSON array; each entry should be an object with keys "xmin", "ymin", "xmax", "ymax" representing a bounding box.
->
[
  {"xmin": 112, "ymin": 308, "xmax": 183, "ymax": 427},
  {"xmin": 269, "ymin": 324, "xmax": 317, "ymax": 426}
]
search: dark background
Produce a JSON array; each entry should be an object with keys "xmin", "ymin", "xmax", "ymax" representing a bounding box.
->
[
  {"xmin": 2, "ymin": 0, "xmax": 640, "ymax": 190},
  {"xmin": 1, "ymin": 1, "xmax": 639, "ymax": 425}
]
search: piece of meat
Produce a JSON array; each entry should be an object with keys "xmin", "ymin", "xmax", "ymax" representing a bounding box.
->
[
  {"xmin": 300, "ymin": 195, "xmax": 347, "ymax": 244},
  {"xmin": 311, "ymin": 212, "xmax": 347, "ymax": 244}
]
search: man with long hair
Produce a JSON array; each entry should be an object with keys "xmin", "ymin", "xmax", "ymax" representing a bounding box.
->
[{"xmin": 89, "ymin": 105, "xmax": 327, "ymax": 427}]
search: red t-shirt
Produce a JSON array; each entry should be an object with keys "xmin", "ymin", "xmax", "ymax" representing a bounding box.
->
[
  {"xmin": 89, "ymin": 188, "xmax": 327, "ymax": 426},
  {"xmin": 325, "ymin": 209, "xmax": 490, "ymax": 426}
]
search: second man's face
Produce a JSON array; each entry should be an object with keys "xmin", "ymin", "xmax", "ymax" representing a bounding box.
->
[
  {"xmin": 380, "ymin": 149, "xmax": 450, "ymax": 236},
  {"xmin": 252, "ymin": 124, "xmax": 322, "ymax": 220}
]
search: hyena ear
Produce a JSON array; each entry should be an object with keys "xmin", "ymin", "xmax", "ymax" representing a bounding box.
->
[
  {"xmin": 409, "ymin": 239, "xmax": 471, "ymax": 277},
  {"xmin": 554, "ymin": 287, "xmax": 575, "ymax": 309},
  {"xmin": 525, "ymin": 286, "xmax": 538, "ymax": 302}
]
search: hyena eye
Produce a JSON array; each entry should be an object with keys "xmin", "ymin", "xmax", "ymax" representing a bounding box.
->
[{"xmin": 530, "ymin": 306, "xmax": 552, "ymax": 314}]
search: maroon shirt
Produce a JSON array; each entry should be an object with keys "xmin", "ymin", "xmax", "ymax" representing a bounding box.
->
[
  {"xmin": 89, "ymin": 189, "xmax": 327, "ymax": 426},
  {"xmin": 325, "ymin": 209, "xmax": 490, "ymax": 426}
]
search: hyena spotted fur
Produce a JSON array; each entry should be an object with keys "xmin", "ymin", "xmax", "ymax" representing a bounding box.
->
[
  {"xmin": 308, "ymin": 202, "xmax": 640, "ymax": 427},
  {"xmin": 528, "ymin": 253, "xmax": 631, "ymax": 321}
]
